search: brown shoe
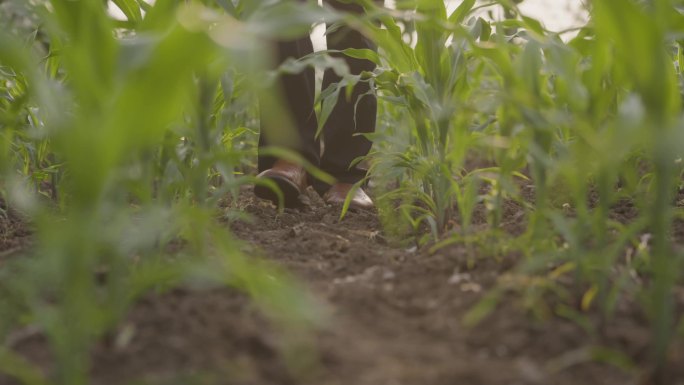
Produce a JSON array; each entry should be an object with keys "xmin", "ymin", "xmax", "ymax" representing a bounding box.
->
[
  {"xmin": 254, "ymin": 159, "xmax": 308, "ymax": 207},
  {"xmin": 323, "ymin": 183, "xmax": 374, "ymax": 211}
]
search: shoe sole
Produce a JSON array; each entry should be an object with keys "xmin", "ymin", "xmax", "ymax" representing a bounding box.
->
[{"xmin": 253, "ymin": 175, "xmax": 303, "ymax": 208}]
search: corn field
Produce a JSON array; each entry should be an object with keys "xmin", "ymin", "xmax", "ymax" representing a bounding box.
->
[{"xmin": 0, "ymin": 0, "xmax": 683, "ymax": 384}]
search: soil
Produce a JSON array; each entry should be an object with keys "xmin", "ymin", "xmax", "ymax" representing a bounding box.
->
[{"xmin": 1, "ymin": 188, "xmax": 684, "ymax": 385}]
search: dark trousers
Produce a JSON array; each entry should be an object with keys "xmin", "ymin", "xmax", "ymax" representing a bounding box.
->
[{"xmin": 258, "ymin": 0, "xmax": 377, "ymax": 194}]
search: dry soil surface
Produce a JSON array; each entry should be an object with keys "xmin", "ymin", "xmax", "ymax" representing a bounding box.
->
[{"xmin": 2, "ymin": 189, "xmax": 684, "ymax": 385}]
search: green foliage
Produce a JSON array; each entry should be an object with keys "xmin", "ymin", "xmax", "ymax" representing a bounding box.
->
[
  {"xmin": 0, "ymin": 1, "xmax": 323, "ymax": 384},
  {"xmin": 351, "ymin": 0, "xmax": 683, "ymax": 380},
  {"xmin": 1, "ymin": 0, "xmax": 683, "ymax": 384}
]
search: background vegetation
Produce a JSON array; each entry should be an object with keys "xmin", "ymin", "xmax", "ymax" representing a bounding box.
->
[{"xmin": 0, "ymin": 0, "xmax": 682, "ymax": 384}]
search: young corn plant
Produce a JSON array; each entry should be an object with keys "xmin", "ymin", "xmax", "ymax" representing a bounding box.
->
[
  {"xmin": 460, "ymin": 0, "xmax": 684, "ymax": 380},
  {"xmin": 357, "ymin": 0, "xmax": 682, "ymax": 380},
  {"xmin": 0, "ymin": 1, "xmax": 325, "ymax": 384},
  {"xmin": 351, "ymin": 0, "xmax": 495, "ymax": 241}
]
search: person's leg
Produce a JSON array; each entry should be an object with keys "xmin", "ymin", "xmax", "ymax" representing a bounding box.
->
[
  {"xmin": 258, "ymin": 37, "xmax": 319, "ymax": 173},
  {"xmin": 255, "ymin": 30, "xmax": 320, "ymax": 207},
  {"xmin": 315, "ymin": 0, "xmax": 378, "ymax": 195}
]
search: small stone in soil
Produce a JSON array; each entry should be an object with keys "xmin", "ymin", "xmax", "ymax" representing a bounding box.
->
[{"xmin": 288, "ymin": 223, "xmax": 306, "ymax": 238}]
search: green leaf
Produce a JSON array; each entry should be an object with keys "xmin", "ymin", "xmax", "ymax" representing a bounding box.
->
[
  {"xmin": 112, "ymin": 0, "xmax": 143, "ymax": 23},
  {"xmin": 317, "ymin": 83, "xmax": 342, "ymax": 137},
  {"xmin": 341, "ymin": 48, "xmax": 382, "ymax": 66},
  {"xmin": 521, "ymin": 16, "xmax": 545, "ymax": 35},
  {"xmin": 448, "ymin": 0, "xmax": 476, "ymax": 24},
  {"xmin": 339, "ymin": 179, "xmax": 367, "ymax": 221},
  {"xmin": 463, "ymin": 289, "xmax": 502, "ymax": 327},
  {"xmin": 136, "ymin": 0, "xmax": 152, "ymax": 12}
]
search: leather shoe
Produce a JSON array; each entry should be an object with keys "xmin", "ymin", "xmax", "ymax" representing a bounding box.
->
[
  {"xmin": 254, "ymin": 159, "xmax": 308, "ymax": 207},
  {"xmin": 323, "ymin": 183, "xmax": 374, "ymax": 211}
]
